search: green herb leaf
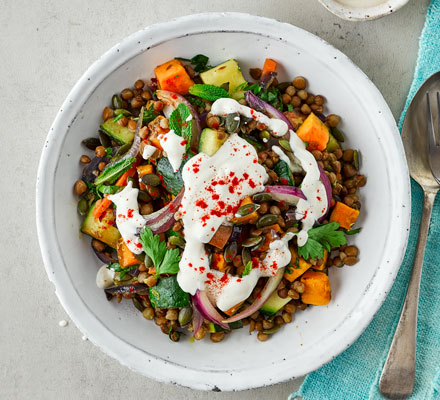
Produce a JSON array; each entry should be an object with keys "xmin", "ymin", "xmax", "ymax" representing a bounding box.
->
[
  {"xmin": 168, "ymin": 103, "xmax": 193, "ymax": 152},
  {"xmin": 113, "ymin": 113, "xmax": 124, "ymax": 122},
  {"xmin": 273, "ymin": 160, "xmax": 294, "ymax": 186},
  {"xmin": 242, "ymin": 261, "xmax": 253, "ymax": 277},
  {"xmin": 175, "ymin": 54, "xmax": 212, "ymax": 73},
  {"xmin": 105, "ymin": 147, "xmax": 113, "ymax": 156},
  {"xmin": 298, "ymin": 222, "xmax": 347, "ymax": 260},
  {"xmin": 143, "ymin": 104, "xmax": 157, "ymax": 124},
  {"xmin": 260, "ymin": 87, "xmax": 282, "ymax": 111},
  {"xmin": 107, "ymin": 263, "xmax": 138, "ymax": 279},
  {"xmin": 185, "ymin": 95, "xmax": 206, "ymax": 109},
  {"xmin": 188, "ymin": 84, "xmax": 230, "ymax": 101},
  {"xmin": 97, "ymin": 184, "xmax": 121, "ymax": 195},
  {"xmin": 234, "ymin": 82, "xmax": 249, "ymax": 93},
  {"xmin": 346, "ymin": 227, "xmax": 362, "ymax": 235},
  {"xmin": 94, "ymin": 158, "xmax": 136, "ymax": 185},
  {"xmin": 156, "ymin": 157, "xmax": 184, "ymax": 196},
  {"xmin": 139, "ymin": 227, "xmax": 181, "ymax": 278},
  {"xmin": 247, "ymin": 83, "xmax": 262, "ymax": 95},
  {"xmin": 287, "ymin": 104, "xmax": 294, "ymax": 112},
  {"xmin": 149, "ymin": 276, "xmax": 190, "ymax": 308}
]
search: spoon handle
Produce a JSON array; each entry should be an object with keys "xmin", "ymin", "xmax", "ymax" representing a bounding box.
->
[{"xmin": 379, "ymin": 189, "xmax": 437, "ymax": 400}]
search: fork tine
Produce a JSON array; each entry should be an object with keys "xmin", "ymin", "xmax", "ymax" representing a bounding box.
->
[{"xmin": 426, "ymin": 93, "xmax": 437, "ymax": 150}]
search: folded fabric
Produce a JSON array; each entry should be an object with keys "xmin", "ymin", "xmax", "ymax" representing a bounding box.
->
[{"xmin": 291, "ymin": 1, "xmax": 440, "ymax": 398}]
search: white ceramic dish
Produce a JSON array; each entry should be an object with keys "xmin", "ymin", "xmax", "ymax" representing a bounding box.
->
[
  {"xmin": 36, "ymin": 13, "xmax": 411, "ymax": 391},
  {"xmin": 318, "ymin": 0, "xmax": 409, "ymax": 21}
]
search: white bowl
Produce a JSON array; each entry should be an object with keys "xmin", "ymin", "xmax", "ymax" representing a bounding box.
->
[
  {"xmin": 36, "ymin": 12, "xmax": 411, "ymax": 392},
  {"xmin": 318, "ymin": 0, "xmax": 410, "ymax": 21}
]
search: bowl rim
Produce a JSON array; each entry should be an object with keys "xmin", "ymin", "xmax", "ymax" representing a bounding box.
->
[
  {"xmin": 317, "ymin": 0, "xmax": 409, "ymax": 21},
  {"xmin": 36, "ymin": 12, "xmax": 411, "ymax": 391}
]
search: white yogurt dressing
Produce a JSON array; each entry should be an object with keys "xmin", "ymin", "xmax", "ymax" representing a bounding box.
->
[
  {"xmin": 272, "ymin": 145, "xmax": 302, "ymax": 173},
  {"xmin": 159, "ymin": 129, "xmax": 186, "ymax": 172},
  {"xmin": 288, "ymin": 130, "xmax": 327, "ymax": 246},
  {"xmin": 142, "ymin": 144, "xmax": 157, "ymax": 160},
  {"xmin": 96, "ymin": 265, "xmax": 115, "ymax": 289},
  {"xmin": 108, "ymin": 181, "xmax": 146, "ymax": 254},
  {"xmin": 211, "ymin": 98, "xmax": 288, "ymax": 137}
]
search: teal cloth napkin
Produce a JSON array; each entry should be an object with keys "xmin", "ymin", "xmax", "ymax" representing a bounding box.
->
[{"xmin": 290, "ymin": 1, "xmax": 440, "ymax": 399}]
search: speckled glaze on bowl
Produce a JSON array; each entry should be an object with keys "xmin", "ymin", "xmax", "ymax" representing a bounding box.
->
[
  {"xmin": 318, "ymin": 0, "xmax": 410, "ymax": 21},
  {"xmin": 36, "ymin": 13, "xmax": 411, "ymax": 392}
]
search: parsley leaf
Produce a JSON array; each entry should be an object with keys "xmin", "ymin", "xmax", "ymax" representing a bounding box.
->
[
  {"xmin": 298, "ymin": 222, "xmax": 347, "ymax": 260},
  {"xmin": 188, "ymin": 84, "xmax": 230, "ymax": 101},
  {"xmin": 242, "ymin": 261, "xmax": 253, "ymax": 277},
  {"xmin": 107, "ymin": 263, "xmax": 138, "ymax": 279},
  {"xmin": 105, "ymin": 147, "xmax": 113, "ymax": 156},
  {"xmin": 139, "ymin": 227, "xmax": 181, "ymax": 278},
  {"xmin": 168, "ymin": 103, "xmax": 192, "ymax": 152},
  {"xmin": 260, "ymin": 87, "xmax": 282, "ymax": 111}
]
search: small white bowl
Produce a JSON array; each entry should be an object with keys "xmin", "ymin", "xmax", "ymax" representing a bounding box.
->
[
  {"xmin": 36, "ymin": 12, "xmax": 411, "ymax": 391},
  {"xmin": 318, "ymin": 0, "xmax": 410, "ymax": 21}
]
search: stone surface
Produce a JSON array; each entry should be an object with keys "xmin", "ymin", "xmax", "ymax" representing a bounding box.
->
[{"xmin": 0, "ymin": 0, "xmax": 429, "ymax": 399}]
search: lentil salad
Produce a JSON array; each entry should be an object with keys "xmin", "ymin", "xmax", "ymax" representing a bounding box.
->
[{"xmin": 75, "ymin": 55, "xmax": 365, "ymax": 343}]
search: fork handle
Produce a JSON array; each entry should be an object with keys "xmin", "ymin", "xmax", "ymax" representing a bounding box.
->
[{"xmin": 379, "ymin": 189, "xmax": 437, "ymax": 399}]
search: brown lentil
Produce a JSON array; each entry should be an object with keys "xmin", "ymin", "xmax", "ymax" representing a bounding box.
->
[
  {"xmin": 210, "ymin": 332, "xmax": 225, "ymax": 343},
  {"xmin": 282, "ymin": 93, "xmax": 292, "ymax": 104},
  {"xmin": 343, "ymin": 164, "xmax": 357, "ymax": 178},
  {"xmin": 131, "ymin": 96, "xmax": 144, "ymax": 109},
  {"xmin": 344, "ymin": 256, "xmax": 359, "ymax": 266},
  {"xmin": 297, "ymin": 89, "xmax": 308, "ymax": 101},
  {"xmin": 142, "ymin": 307, "xmax": 155, "ymax": 320},
  {"xmin": 80, "ymin": 155, "xmax": 91, "ymax": 164},
  {"xmin": 331, "ymin": 161, "xmax": 342, "ymax": 174},
  {"xmin": 172, "ymin": 221, "xmax": 183, "ymax": 232},
  {"xmin": 310, "ymin": 104, "xmax": 323, "ymax": 113},
  {"xmin": 121, "ymin": 88, "xmax": 134, "ymax": 100},
  {"xmin": 342, "ymin": 149, "xmax": 354, "ymax": 162},
  {"xmin": 285, "ymin": 86, "xmax": 296, "ymax": 96},
  {"xmin": 306, "ymin": 94, "xmax": 315, "ymax": 105},
  {"xmin": 262, "ymin": 320, "xmax": 274, "ymax": 330},
  {"xmin": 140, "ymin": 202, "xmax": 154, "ymax": 215},
  {"xmin": 141, "ymin": 90, "xmax": 152, "ymax": 101},
  {"xmin": 274, "ymin": 316, "xmax": 285, "ymax": 326},
  {"xmin": 98, "ymin": 161, "xmax": 106, "ymax": 171},
  {"xmin": 292, "ymin": 76, "xmax": 307, "ymax": 90},
  {"xmin": 278, "ymin": 288, "xmax": 288, "ymax": 299},
  {"xmin": 333, "ymin": 148, "xmax": 343, "ymax": 159},
  {"xmin": 284, "ymin": 303, "xmax": 297, "ymax": 314},
  {"xmin": 355, "ymin": 174, "xmax": 367, "ymax": 187},
  {"xmin": 206, "ymin": 115, "xmax": 220, "ymax": 129},
  {"xmin": 345, "ymin": 246, "xmax": 359, "ymax": 257},
  {"xmin": 270, "ymin": 205, "xmax": 281, "ymax": 215},
  {"xmin": 102, "ymin": 106, "xmax": 113, "ymax": 121},
  {"xmin": 74, "ymin": 179, "xmax": 87, "ymax": 195},
  {"xmin": 194, "ymin": 327, "xmax": 206, "ymax": 340},
  {"xmin": 146, "ymin": 275, "xmax": 157, "ymax": 287},
  {"xmin": 326, "ymin": 114, "xmax": 340, "ymax": 127},
  {"xmin": 255, "ymin": 321, "xmax": 263, "ymax": 331},
  {"xmin": 118, "ymin": 116, "xmax": 128, "ymax": 127},
  {"xmin": 291, "ymin": 96, "xmax": 302, "ymax": 107},
  {"xmin": 127, "ymin": 120, "xmax": 137, "ymax": 131},
  {"xmin": 258, "ymin": 202, "xmax": 269, "ymax": 214},
  {"xmin": 288, "ymin": 289, "xmax": 300, "ymax": 299},
  {"xmin": 314, "ymin": 95, "xmax": 325, "ymax": 106},
  {"xmin": 257, "ymin": 332, "xmax": 269, "ymax": 342},
  {"xmin": 155, "ymin": 316, "xmax": 167, "ymax": 326},
  {"xmin": 282, "ymin": 312, "xmax": 292, "ymax": 324},
  {"xmin": 332, "ymin": 256, "xmax": 343, "ymax": 267},
  {"xmin": 165, "ymin": 309, "xmax": 179, "ymax": 321},
  {"xmin": 249, "ymin": 67, "xmax": 262, "ymax": 80},
  {"xmin": 134, "ymin": 79, "xmax": 144, "ymax": 89},
  {"xmin": 301, "ymin": 104, "xmax": 312, "ymax": 115},
  {"xmin": 249, "ymin": 319, "xmax": 256, "ymax": 333},
  {"xmin": 95, "ymin": 146, "xmax": 106, "ymax": 157}
]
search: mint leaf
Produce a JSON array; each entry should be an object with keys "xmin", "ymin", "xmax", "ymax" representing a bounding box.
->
[
  {"xmin": 188, "ymin": 84, "xmax": 230, "ymax": 101},
  {"xmin": 97, "ymin": 185, "xmax": 121, "ymax": 195},
  {"xmin": 159, "ymin": 248, "xmax": 180, "ymax": 275},
  {"xmin": 176, "ymin": 54, "xmax": 212, "ymax": 73},
  {"xmin": 169, "ymin": 103, "xmax": 193, "ymax": 152},
  {"xmin": 242, "ymin": 261, "xmax": 253, "ymax": 277},
  {"xmin": 94, "ymin": 157, "xmax": 136, "ymax": 185}
]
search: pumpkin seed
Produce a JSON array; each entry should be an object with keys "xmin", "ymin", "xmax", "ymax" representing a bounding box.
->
[
  {"xmin": 242, "ymin": 248, "xmax": 251, "ymax": 266},
  {"xmin": 220, "ymin": 82, "xmax": 230, "ymax": 92},
  {"xmin": 178, "ymin": 306, "xmax": 193, "ymax": 326},
  {"xmin": 114, "ymin": 108, "xmax": 132, "ymax": 116},
  {"xmin": 331, "ymin": 127, "xmax": 345, "ymax": 142},
  {"xmin": 112, "ymin": 94, "xmax": 123, "ymax": 109},
  {"xmin": 251, "ymin": 239, "xmax": 265, "ymax": 252},
  {"xmin": 235, "ymin": 203, "xmax": 260, "ymax": 218},
  {"xmin": 168, "ymin": 236, "xmax": 186, "ymax": 249},
  {"xmin": 138, "ymin": 190, "xmax": 151, "ymax": 202},
  {"xmin": 141, "ymin": 173, "xmax": 161, "ymax": 187},
  {"xmin": 225, "ymin": 112, "xmax": 241, "ymax": 133},
  {"xmin": 242, "ymin": 236, "xmax": 263, "ymax": 248},
  {"xmin": 99, "ymin": 131, "xmax": 111, "ymax": 148},
  {"xmin": 252, "ymin": 193, "xmax": 272, "ymax": 203},
  {"xmin": 81, "ymin": 137, "xmax": 101, "ymax": 150},
  {"xmin": 259, "ymin": 130, "xmax": 270, "ymax": 141},
  {"xmin": 115, "ymin": 143, "xmax": 131, "ymax": 156},
  {"xmin": 256, "ymin": 214, "xmax": 279, "ymax": 228},
  {"xmin": 353, "ymin": 150, "xmax": 361, "ymax": 170},
  {"xmin": 132, "ymin": 297, "xmax": 144, "ymax": 312},
  {"xmin": 144, "ymin": 254, "xmax": 153, "ymax": 268},
  {"xmin": 77, "ymin": 198, "xmax": 88, "ymax": 216},
  {"xmin": 278, "ymin": 139, "xmax": 292, "ymax": 152},
  {"xmin": 262, "ymin": 324, "xmax": 281, "ymax": 334},
  {"xmin": 224, "ymin": 242, "xmax": 238, "ymax": 263}
]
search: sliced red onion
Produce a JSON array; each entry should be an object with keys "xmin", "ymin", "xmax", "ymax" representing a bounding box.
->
[
  {"xmin": 264, "ymin": 185, "xmax": 306, "ymax": 205},
  {"xmin": 259, "ymin": 71, "xmax": 277, "ymax": 90},
  {"xmin": 318, "ymin": 165, "xmax": 332, "ymax": 223},
  {"xmin": 142, "ymin": 189, "xmax": 184, "ymax": 234},
  {"xmin": 192, "ymin": 304, "xmax": 203, "ymax": 336},
  {"xmin": 245, "ymin": 91, "xmax": 294, "ymax": 131},
  {"xmin": 222, "ymin": 267, "xmax": 285, "ymax": 323},
  {"xmin": 192, "ymin": 290, "xmax": 230, "ymax": 330},
  {"xmin": 91, "ymin": 242, "xmax": 117, "ymax": 264}
]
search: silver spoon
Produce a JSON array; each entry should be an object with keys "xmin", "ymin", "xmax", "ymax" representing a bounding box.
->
[{"xmin": 379, "ymin": 72, "xmax": 440, "ymax": 399}]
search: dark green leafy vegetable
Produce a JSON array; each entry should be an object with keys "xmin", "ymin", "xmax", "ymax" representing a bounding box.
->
[
  {"xmin": 260, "ymin": 87, "xmax": 282, "ymax": 111},
  {"xmin": 168, "ymin": 103, "xmax": 193, "ymax": 152},
  {"xmin": 139, "ymin": 227, "xmax": 180, "ymax": 278},
  {"xmin": 298, "ymin": 222, "xmax": 347, "ymax": 260},
  {"xmin": 156, "ymin": 157, "xmax": 184, "ymax": 195},
  {"xmin": 274, "ymin": 160, "xmax": 294, "ymax": 186},
  {"xmin": 345, "ymin": 227, "xmax": 362, "ymax": 235},
  {"xmin": 97, "ymin": 184, "xmax": 122, "ymax": 195},
  {"xmin": 242, "ymin": 137, "xmax": 266, "ymax": 152},
  {"xmin": 149, "ymin": 276, "xmax": 190, "ymax": 308},
  {"xmin": 94, "ymin": 158, "xmax": 136, "ymax": 185},
  {"xmin": 176, "ymin": 54, "xmax": 212, "ymax": 73},
  {"xmin": 188, "ymin": 84, "xmax": 230, "ymax": 101},
  {"xmin": 242, "ymin": 261, "xmax": 253, "ymax": 277}
]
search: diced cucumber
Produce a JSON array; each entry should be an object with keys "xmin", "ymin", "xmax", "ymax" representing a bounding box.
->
[
  {"xmin": 100, "ymin": 119, "xmax": 134, "ymax": 145},
  {"xmin": 80, "ymin": 202, "xmax": 121, "ymax": 249},
  {"xmin": 326, "ymin": 132, "xmax": 340, "ymax": 152},
  {"xmin": 200, "ymin": 59, "xmax": 247, "ymax": 100},
  {"xmin": 260, "ymin": 290, "xmax": 291, "ymax": 316},
  {"xmin": 207, "ymin": 320, "xmax": 244, "ymax": 333},
  {"xmin": 198, "ymin": 128, "xmax": 228, "ymax": 156}
]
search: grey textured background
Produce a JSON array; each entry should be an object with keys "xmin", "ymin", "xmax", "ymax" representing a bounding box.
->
[{"xmin": 0, "ymin": 0, "xmax": 429, "ymax": 399}]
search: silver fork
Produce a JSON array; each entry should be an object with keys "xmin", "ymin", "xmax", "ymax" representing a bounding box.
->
[
  {"xmin": 426, "ymin": 92, "xmax": 440, "ymax": 185},
  {"xmin": 379, "ymin": 77, "xmax": 440, "ymax": 399}
]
